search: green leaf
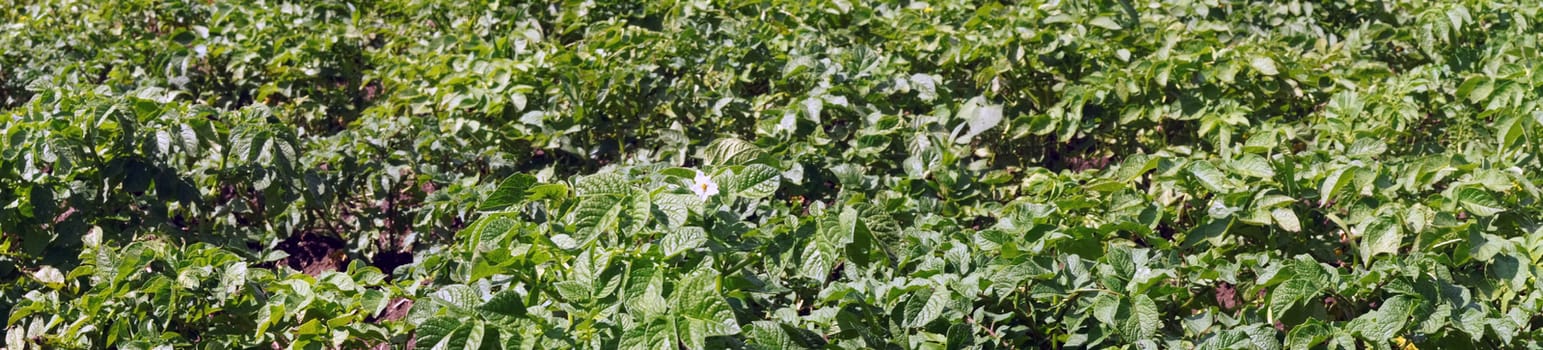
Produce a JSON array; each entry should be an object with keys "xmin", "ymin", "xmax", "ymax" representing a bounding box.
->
[
  {"xmin": 1271, "ymin": 207, "xmax": 1300, "ymax": 232},
  {"xmin": 432, "ymin": 284, "xmax": 483, "ymax": 310},
  {"xmin": 1473, "ymin": 169, "xmax": 1513, "ymax": 192},
  {"xmin": 672, "ymin": 267, "xmax": 739, "ymax": 349},
  {"xmin": 1251, "ymin": 56, "xmax": 1279, "ymax": 76},
  {"xmin": 1285, "ymin": 321, "xmax": 1334, "ymax": 350},
  {"xmin": 1458, "ymin": 76, "xmax": 1494, "ymax": 103},
  {"xmin": 627, "ymin": 275, "xmax": 668, "ymax": 319},
  {"xmin": 550, "ymin": 234, "xmax": 580, "ymax": 250},
  {"xmin": 1188, "ymin": 161, "xmax": 1234, "ymax": 194},
  {"xmin": 654, "ymin": 193, "xmax": 700, "ymax": 229},
  {"xmin": 910, "ymin": 74, "xmax": 938, "ymax": 101},
  {"xmin": 1346, "ymin": 138, "xmax": 1386, "ymax": 158},
  {"xmin": 1359, "ymin": 218, "xmax": 1402, "ymax": 265},
  {"xmin": 1345, "ymin": 296, "xmax": 1413, "ymax": 342},
  {"xmin": 1320, "ymin": 167, "xmax": 1354, "ymax": 202},
  {"xmin": 574, "ymin": 173, "xmax": 632, "ymax": 197},
  {"xmin": 727, "ymin": 164, "xmax": 781, "ymax": 199},
  {"xmin": 1228, "ymin": 155, "xmax": 1275, "ymax": 179},
  {"xmin": 1496, "ymin": 114, "xmax": 1526, "ymax": 149},
  {"xmin": 621, "ymin": 319, "xmax": 675, "ymax": 350},
  {"xmin": 29, "ymin": 266, "xmax": 64, "ymax": 288},
  {"xmin": 479, "ymin": 289, "xmax": 526, "ymax": 317},
  {"xmin": 1456, "ymin": 188, "xmax": 1504, "ymax": 217},
  {"xmin": 219, "ymin": 262, "xmax": 247, "ymax": 301},
  {"xmin": 526, "ymin": 183, "xmax": 570, "ymax": 201},
  {"xmin": 1089, "ymin": 16, "xmax": 1123, "ymax": 30},
  {"xmin": 661, "ymin": 227, "xmax": 707, "ymax": 257},
  {"xmin": 574, "ymin": 195, "xmax": 627, "ymax": 234},
  {"xmin": 1491, "ymin": 254, "xmax": 1531, "ymax": 291},
  {"xmin": 415, "ymin": 316, "xmax": 469, "ymax": 350},
  {"xmin": 955, "ymin": 96, "xmax": 1003, "ymax": 143},
  {"xmin": 255, "ymin": 303, "xmax": 285, "ymax": 338},
  {"xmin": 661, "ymin": 167, "xmax": 700, "ymax": 179},
  {"xmin": 553, "ymin": 280, "xmax": 591, "ymax": 302},
  {"xmin": 1125, "ymin": 295, "xmax": 1160, "ymax": 340},
  {"xmin": 154, "ymin": 129, "xmax": 173, "ymax": 156},
  {"xmin": 1405, "ymin": 204, "xmax": 1432, "ymax": 234},
  {"xmin": 1024, "ymin": 113, "xmax": 1058, "ymax": 136},
  {"xmin": 5, "ymin": 327, "xmax": 22, "ymax": 350},
  {"xmin": 1468, "ymin": 232, "xmax": 1509, "ymax": 262},
  {"xmin": 480, "ymin": 174, "xmax": 536, "ymax": 211},
  {"xmin": 801, "ymin": 98, "xmax": 822, "ymax": 123},
  {"xmin": 904, "ymin": 288, "xmax": 948, "ymax": 328},
  {"xmin": 801, "ymin": 239, "xmax": 837, "ymax": 283},
  {"xmin": 1197, "ymin": 329, "xmax": 1250, "ymax": 350},
  {"xmin": 702, "ymin": 138, "xmax": 764, "ymax": 166},
  {"xmin": 1270, "ymin": 279, "xmax": 1321, "ymax": 316}
]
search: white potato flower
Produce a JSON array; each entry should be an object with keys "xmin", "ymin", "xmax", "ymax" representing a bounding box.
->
[{"xmin": 692, "ymin": 170, "xmax": 719, "ymax": 200}]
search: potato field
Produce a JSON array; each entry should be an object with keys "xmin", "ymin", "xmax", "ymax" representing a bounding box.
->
[{"xmin": 4, "ymin": 0, "xmax": 1543, "ymax": 349}]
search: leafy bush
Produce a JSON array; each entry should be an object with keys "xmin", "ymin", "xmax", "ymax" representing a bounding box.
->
[{"xmin": 4, "ymin": 0, "xmax": 1543, "ymax": 349}]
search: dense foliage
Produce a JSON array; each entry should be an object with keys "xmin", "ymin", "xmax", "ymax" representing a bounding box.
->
[{"xmin": 4, "ymin": 0, "xmax": 1543, "ymax": 348}]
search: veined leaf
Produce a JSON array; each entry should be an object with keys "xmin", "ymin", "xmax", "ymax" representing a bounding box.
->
[
  {"xmin": 800, "ymin": 242, "xmax": 835, "ymax": 283},
  {"xmin": 621, "ymin": 318, "xmax": 675, "ymax": 350},
  {"xmin": 1270, "ymin": 279, "xmax": 1321, "ymax": 316},
  {"xmin": 727, "ymin": 164, "xmax": 781, "ymax": 199},
  {"xmin": 480, "ymin": 289, "xmax": 526, "ymax": 317},
  {"xmin": 219, "ymin": 262, "xmax": 247, "ymax": 301},
  {"xmin": 1404, "ymin": 204, "xmax": 1432, "ymax": 234},
  {"xmin": 702, "ymin": 138, "xmax": 764, "ymax": 166},
  {"xmin": 746, "ymin": 321, "xmax": 826, "ymax": 350},
  {"xmin": 654, "ymin": 193, "xmax": 700, "ymax": 228},
  {"xmin": 526, "ymin": 183, "xmax": 570, "ymax": 201},
  {"xmin": 904, "ymin": 288, "xmax": 948, "ymax": 328},
  {"xmin": 955, "ymin": 96, "xmax": 1003, "ymax": 144},
  {"xmin": 1188, "ymin": 161, "xmax": 1234, "ymax": 194},
  {"xmin": 1126, "ymin": 295, "xmax": 1160, "ymax": 340},
  {"xmin": 1359, "ymin": 218, "xmax": 1402, "ymax": 264},
  {"xmin": 1345, "ymin": 296, "xmax": 1414, "ymax": 342},
  {"xmin": 673, "ymin": 267, "xmax": 739, "ymax": 349},
  {"xmin": 1251, "ymin": 56, "xmax": 1279, "ymax": 76},
  {"xmin": 1285, "ymin": 320, "xmax": 1334, "ymax": 350},
  {"xmin": 661, "ymin": 227, "xmax": 707, "ymax": 258},
  {"xmin": 1457, "ymin": 76, "xmax": 1494, "ymax": 103},
  {"xmin": 573, "ymin": 195, "xmax": 627, "ymax": 234},
  {"xmin": 1271, "ymin": 207, "xmax": 1301, "ymax": 232},
  {"xmin": 1346, "ymin": 138, "xmax": 1386, "ymax": 158},
  {"xmin": 1320, "ymin": 167, "xmax": 1355, "ymax": 202},
  {"xmin": 1496, "ymin": 114, "xmax": 1526, "ymax": 149},
  {"xmin": 1456, "ymin": 188, "xmax": 1504, "ymax": 217},
  {"xmin": 575, "ymin": 173, "xmax": 632, "ymax": 197},
  {"xmin": 481, "ymin": 174, "xmax": 536, "ymax": 211},
  {"xmin": 415, "ymin": 316, "xmax": 469, "ymax": 350},
  {"xmin": 432, "ymin": 284, "xmax": 483, "ymax": 310},
  {"xmin": 30, "ymin": 266, "xmax": 64, "ymax": 288},
  {"xmin": 1228, "ymin": 154, "xmax": 1275, "ymax": 179}
]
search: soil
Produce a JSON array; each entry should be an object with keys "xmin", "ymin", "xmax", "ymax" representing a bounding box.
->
[
  {"xmin": 372, "ymin": 250, "xmax": 414, "ymax": 275},
  {"xmin": 274, "ymin": 232, "xmax": 346, "ymax": 276},
  {"xmin": 376, "ymin": 297, "xmax": 414, "ymax": 322},
  {"xmin": 273, "ymin": 232, "xmax": 420, "ymax": 349},
  {"xmin": 268, "ymin": 180, "xmax": 423, "ymax": 347},
  {"xmin": 369, "ymin": 297, "xmax": 416, "ymax": 350},
  {"xmin": 273, "ymin": 231, "xmax": 416, "ymax": 277}
]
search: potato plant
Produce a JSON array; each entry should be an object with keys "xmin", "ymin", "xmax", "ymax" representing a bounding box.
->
[{"xmin": 3, "ymin": 0, "xmax": 1543, "ymax": 349}]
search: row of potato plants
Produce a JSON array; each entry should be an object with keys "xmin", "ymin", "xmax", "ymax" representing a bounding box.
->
[{"xmin": 3, "ymin": 0, "xmax": 1543, "ymax": 348}]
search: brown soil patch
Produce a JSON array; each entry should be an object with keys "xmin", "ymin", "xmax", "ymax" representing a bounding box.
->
[
  {"xmin": 275, "ymin": 232, "xmax": 346, "ymax": 276},
  {"xmin": 368, "ymin": 297, "xmax": 417, "ymax": 350}
]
